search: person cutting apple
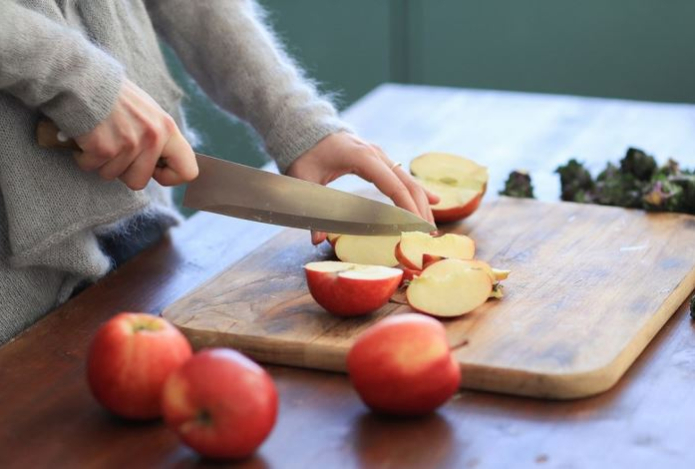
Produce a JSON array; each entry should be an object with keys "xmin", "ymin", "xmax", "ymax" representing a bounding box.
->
[{"xmin": 0, "ymin": 0, "xmax": 436, "ymax": 345}]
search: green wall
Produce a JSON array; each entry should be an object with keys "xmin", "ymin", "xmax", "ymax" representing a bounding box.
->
[{"xmin": 166, "ymin": 0, "xmax": 695, "ymax": 178}]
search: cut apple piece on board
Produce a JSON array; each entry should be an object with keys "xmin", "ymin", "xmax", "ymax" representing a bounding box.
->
[
  {"xmin": 406, "ymin": 259, "xmax": 492, "ymax": 317},
  {"xmin": 410, "ymin": 153, "xmax": 489, "ymax": 223},
  {"xmin": 396, "ymin": 232, "xmax": 475, "ymax": 270},
  {"xmin": 326, "ymin": 233, "xmax": 341, "ymax": 247},
  {"xmin": 305, "ymin": 261, "xmax": 402, "ymax": 317},
  {"xmin": 335, "ymin": 235, "xmax": 400, "ymax": 267}
]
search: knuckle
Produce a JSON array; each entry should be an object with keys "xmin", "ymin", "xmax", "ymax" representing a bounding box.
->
[{"xmin": 161, "ymin": 115, "xmax": 177, "ymax": 134}]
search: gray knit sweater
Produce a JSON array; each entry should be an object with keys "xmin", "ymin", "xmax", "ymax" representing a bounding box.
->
[{"xmin": 0, "ymin": 0, "xmax": 347, "ymax": 344}]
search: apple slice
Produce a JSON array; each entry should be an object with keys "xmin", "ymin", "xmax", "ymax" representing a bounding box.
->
[
  {"xmin": 396, "ymin": 232, "xmax": 475, "ymax": 270},
  {"xmin": 406, "ymin": 259, "xmax": 492, "ymax": 317},
  {"xmin": 410, "ymin": 153, "xmax": 489, "ymax": 223},
  {"xmin": 305, "ymin": 261, "xmax": 402, "ymax": 316},
  {"xmin": 326, "ymin": 233, "xmax": 341, "ymax": 247},
  {"xmin": 334, "ymin": 235, "xmax": 400, "ymax": 267}
]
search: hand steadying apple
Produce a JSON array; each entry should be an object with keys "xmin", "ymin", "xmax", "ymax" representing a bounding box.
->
[{"xmin": 287, "ymin": 132, "xmax": 440, "ymax": 244}]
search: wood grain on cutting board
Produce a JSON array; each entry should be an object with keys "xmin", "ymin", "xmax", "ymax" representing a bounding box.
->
[{"xmin": 163, "ymin": 197, "xmax": 695, "ymax": 399}]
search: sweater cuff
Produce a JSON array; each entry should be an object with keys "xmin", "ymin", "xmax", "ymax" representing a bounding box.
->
[
  {"xmin": 266, "ymin": 108, "xmax": 353, "ymax": 174},
  {"xmin": 40, "ymin": 52, "xmax": 125, "ymax": 138}
]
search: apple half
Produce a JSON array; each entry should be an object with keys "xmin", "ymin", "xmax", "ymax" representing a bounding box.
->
[
  {"xmin": 410, "ymin": 153, "xmax": 489, "ymax": 223},
  {"xmin": 334, "ymin": 234, "xmax": 400, "ymax": 267},
  {"xmin": 396, "ymin": 232, "xmax": 475, "ymax": 270},
  {"xmin": 406, "ymin": 259, "xmax": 493, "ymax": 317},
  {"xmin": 305, "ymin": 261, "xmax": 403, "ymax": 316}
]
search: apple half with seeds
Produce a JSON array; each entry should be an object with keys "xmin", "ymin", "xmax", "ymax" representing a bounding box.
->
[
  {"xmin": 410, "ymin": 153, "xmax": 489, "ymax": 223},
  {"xmin": 396, "ymin": 232, "xmax": 475, "ymax": 270},
  {"xmin": 406, "ymin": 259, "xmax": 493, "ymax": 317},
  {"xmin": 334, "ymin": 234, "xmax": 400, "ymax": 267},
  {"xmin": 305, "ymin": 261, "xmax": 403, "ymax": 316}
]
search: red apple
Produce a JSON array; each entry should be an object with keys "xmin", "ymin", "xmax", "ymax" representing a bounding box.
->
[
  {"xmin": 347, "ymin": 313, "xmax": 461, "ymax": 415},
  {"xmin": 326, "ymin": 233, "xmax": 341, "ymax": 247},
  {"xmin": 395, "ymin": 231, "xmax": 475, "ymax": 270},
  {"xmin": 162, "ymin": 348, "xmax": 278, "ymax": 460},
  {"xmin": 87, "ymin": 312, "xmax": 193, "ymax": 420},
  {"xmin": 399, "ymin": 265, "xmax": 421, "ymax": 285},
  {"xmin": 305, "ymin": 261, "xmax": 402, "ymax": 316},
  {"xmin": 406, "ymin": 259, "xmax": 493, "ymax": 317},
  {"xmin": 410, "ymin": 152, "xmax": 489, "ymax": 223},
  {"xmin": 334, "ymin": 234, "xmax": 401, "ymax": 267}
]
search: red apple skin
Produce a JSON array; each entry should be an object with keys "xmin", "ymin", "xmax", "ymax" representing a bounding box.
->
[
  {"xmin": 395, "ymin": 242, "xmax": 419, "ymax": 271},
  {"xmin": 347, "ymin": 314, "xmax": 461, "ymax": 416},
  {"xmin": 399, "ymin": 266, "xmax": 421, "ymax": 285},
  {"xmin": 421, "ymin": 253, "xmax": 444, "ymax": 269},
  {"xmin": 87, "ymin": 313, "xmax": 193, "ymax": 420},
  {"xmin": 162, "ymin": 348, "xmax": 278, "ymax": 460},
  {"xmin": 432, "ymin": 192, "xmax": 483, "ymax": 223},
  {"xmin": 305, "ymin": 268, "xmax": 402, "ymax": 317}
]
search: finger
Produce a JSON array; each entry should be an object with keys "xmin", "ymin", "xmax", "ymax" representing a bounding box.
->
[
  {"xmin": 352, "ymin": 155, "xmax": 421, "ymax": 217},
  {"xmin": 98, "ymin": 150, "xmax": 139, "ymax": 181},
  {"xmin": 311, "ymin": 231, "xmax": 327, "ymax": 245},
  {"xmin": 393, "ymin": 166, "xmax": 435, "ymax": 224},
  {"xmin": 370, "ymin": 147, "xmax": 435, "ymax": 224},
  {"xmin": 119, "ymin": 146, "xmax": 160, "ymax": 191},
  {"xmin": 154, "ymin": 131, "xmax": 198, "ymax": 186},
  {"xmin": 73, "ymin": 151, "xmax": 111, "ymax": 172}
]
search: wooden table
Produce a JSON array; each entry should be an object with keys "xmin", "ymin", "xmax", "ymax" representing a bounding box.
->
[{"xmin": 2, "ymin": 84, "xmax": 695, "ymax": 468}]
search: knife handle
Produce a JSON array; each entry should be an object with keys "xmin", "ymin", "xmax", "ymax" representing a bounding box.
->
[
  {"xmin": 36, "ymin": 119, "xmax": 81, "ymax": 151},
  {"xmin": 36, "ymin": 119, "xmax": 167, "ymax": 168}
]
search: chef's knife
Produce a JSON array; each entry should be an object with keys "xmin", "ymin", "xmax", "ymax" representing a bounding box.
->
[{"xmin": 37, "ymin": 120, "xmax": 435, "ymax": 235}]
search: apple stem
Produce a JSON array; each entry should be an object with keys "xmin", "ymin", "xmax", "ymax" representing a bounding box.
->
[{"xmin": 449, "ymin": 338, "xmax": 469, "ymax": 351}]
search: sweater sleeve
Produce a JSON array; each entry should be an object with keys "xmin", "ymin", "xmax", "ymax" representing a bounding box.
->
[
  {"xmin": 145, "ymin": 0, "xmax": 350, "ymax": 173},
  {"xmin": 0, "ymin": 2, "xmax": 124, "ymax": 137}
]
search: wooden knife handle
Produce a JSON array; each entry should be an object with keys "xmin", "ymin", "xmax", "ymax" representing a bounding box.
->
[
  {"xmin": 36, "ymin": 119, "xmax": 80, "ymax": 151},
  {"xmin": 36, "ymin": 118, "xmax": 167, "ymax": 168}
]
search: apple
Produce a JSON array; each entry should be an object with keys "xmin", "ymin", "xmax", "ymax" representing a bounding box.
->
[
  {"xmin": 162, "ymin": 348, "xmax": 278, "ymax": 460},
  {"xmin": 326, "ymin": 233, "xmax": 341, "ymax": 247},
  {"xmin": 406, "ymin": 259, "xmax": 493, "ymax": 317},
  {"xmin": 334, "ymin": 234, "xmax": 400, "ymax": 267},
  {"xmin": 86, "ymin": 312, "xmax": 193, "ymax": 420},
  {"xmin": 395, "ymin": 231, "xmax": 475, "ymax": 270},
  {"xmin": 347, "ymin": 313, "xmax": 461, "ymax": 415},
  {"xmin": 305, "ymin": 261, "xmax": 402, "ymax": 316},
  {"xmin": 399, "ymin": 265, "xmax": 421, "ymax": 285},
  {"xmin": 410, "ymin": 152, "xmax": 489, "ymax": 223}
]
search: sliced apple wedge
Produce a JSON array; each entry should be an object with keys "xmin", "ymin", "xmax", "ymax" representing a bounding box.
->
[
  {"xmin": 326, "ymin": 233, "xmax": 341, "ymax": 247},
  {"xmin": 410, "ymin": 153, "xmax": 489, "ymax": 223},
  {"xmin": 305, "ymin": 261, "xmax": 402, "ymax": 316},
  {"xmin": 406, "ymin": 259, "xmax": 492, "ymax": 317},
  {"xmin": 334, "ymin": 235, "xmax": 400, "ymax": 267},
  {"xmin": 396, "ymin": 232, "xmax": 475, "ymax": 270}
]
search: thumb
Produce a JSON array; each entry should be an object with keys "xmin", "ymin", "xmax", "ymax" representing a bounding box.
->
[{"xmin": 154, "ymin": 131, "xmax": 199, "ymax": 186}]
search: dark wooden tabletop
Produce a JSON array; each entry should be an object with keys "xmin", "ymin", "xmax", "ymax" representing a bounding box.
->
[{"xmin": 2, "ymin": 84, "xmax": 695, "ymax": 469}]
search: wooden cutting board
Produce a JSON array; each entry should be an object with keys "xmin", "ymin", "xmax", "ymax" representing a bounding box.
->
[{"xmin": 163, "ymin": 198, "xmax": 695, "ymax": 399}]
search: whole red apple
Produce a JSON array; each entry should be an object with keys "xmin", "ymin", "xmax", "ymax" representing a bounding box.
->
[
  {"xmin": 162, "ymin": 348, "xmax": 278, "ymax": 460},
  {"xmin": 87, "ymin": 312, "xmax": 193, "ymax": 420},
  {"xmin": 347, "ymin": 313, "xmax": 461, "ymax": 415}
]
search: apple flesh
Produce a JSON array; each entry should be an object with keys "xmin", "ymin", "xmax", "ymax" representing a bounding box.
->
[
  {"xmin": 396, "ymin": 231, "xmax": 475, "ymax": 270},
  {"xmin": 410, "ymin": 153, "xmax": 489, "ymax": 223},
  {"xmin": 334, "ymin": 234, "xmax": 400, "ymax": 267},
  {"xmin": 87, "ymin": 312, "xmax": 193, "ymax": 420},
  {"xmin": 305, "ymin": 261, "xmax": 403, "ymax": 316},
  {"xmin": 347, "ymin": 313, "xmax": 461, "ymax": 415},
  {"xmin": 406, "ymin": 259, "xmax": 493, "ymax": 317},
  {"xmin": 326, "ymin": 233, "xmax": 341, "ymax": 247},
  {"xmin": 162, "ymin": 348, "xmax": 278, "ymax": 460}
]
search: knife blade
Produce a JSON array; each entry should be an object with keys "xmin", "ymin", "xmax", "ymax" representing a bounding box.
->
[
  {"xmin": 184, "ymin": 154, "xmax": 436, "ymax": 235},
  {"xmin": 35, "ymin": 120, "xmax": 434, "ymax": 235}
]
